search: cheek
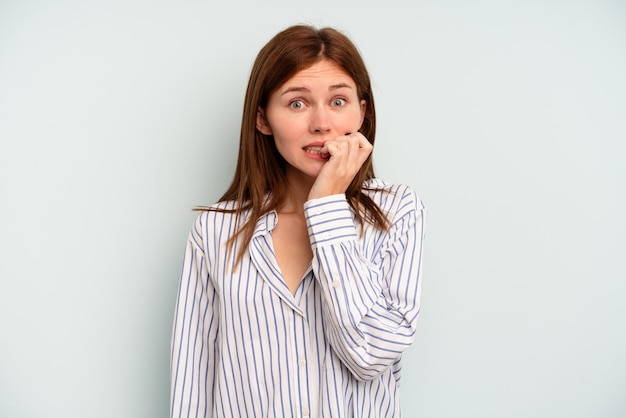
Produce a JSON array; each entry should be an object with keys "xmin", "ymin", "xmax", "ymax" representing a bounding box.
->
[
  {"xmin": 272, "ymin": 123, "xmax": 301, "ymax": 144},
  {"xmin": 340, "ymin": 109, "xmax": 364, "ymax": 130},
  {"xmin": 268, "ymin": 113, "xmax": 303, "ymax": 136},
  {"xmin": 270, "ymin": 122, "xmax": 301, "ymax": 153}
]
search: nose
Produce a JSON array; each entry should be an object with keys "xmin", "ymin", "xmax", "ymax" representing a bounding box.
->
[{"xmin": 310, "ymin": 106, "xmax": 331, "ymax": 134}]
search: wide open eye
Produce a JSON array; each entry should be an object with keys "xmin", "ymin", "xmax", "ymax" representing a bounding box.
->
[
  {"xmin": 331, "ymin": 98, "xmax": 347, "ymax": 107},
  {"xmin": 289, "ymin": 100, "xmax": 305, "ymax": 110}
]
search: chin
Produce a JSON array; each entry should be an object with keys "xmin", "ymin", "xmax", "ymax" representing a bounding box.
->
[
  {"xmin": 305, "ymin": 165, "xmax": 324, "ymax": 178},
  {"xmin": 301, "ymin": 170, "xmax": 321, "ymax": 181},
  {"xmin": 286, "ymin": 164, "xmax": 321, "ymax": 183}
]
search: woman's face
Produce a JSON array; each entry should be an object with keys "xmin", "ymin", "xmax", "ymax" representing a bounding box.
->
[{"xmin": 257, "ymin": 60, "xmax": 366, "ymax": 182}]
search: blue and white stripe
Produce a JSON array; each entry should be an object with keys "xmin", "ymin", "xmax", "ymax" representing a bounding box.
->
[{"xmin": 171, "ymin": 179, "xmax": 426, "ymax": 417}]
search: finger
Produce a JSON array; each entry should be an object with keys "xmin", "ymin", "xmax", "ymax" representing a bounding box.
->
[
  {"xmin": 341, "ymin": 132, "xmax": 370, "ymax": 151},
  {"xmin": 339, "ymin": 133, "xmax": 369, "ymax": 160},
  {"xmin": 322, "ymin": 133, "xmax": 368, "ymax": 161},
  {"xmin": 354, "ymin": 132, "xmax": 372, "ymax": 150},
  {"xmin": 321, "ymin": 140, "xmax": 346, "ymax": 159},
  {"xmin": 346, "ymin": 136, "xmax": 361, "ymax": 162}
]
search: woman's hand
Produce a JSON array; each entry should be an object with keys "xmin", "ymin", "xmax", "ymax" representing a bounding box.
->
[{"xmin": 308, "ymin": 132, "xmax": 372, "ymax": 200}]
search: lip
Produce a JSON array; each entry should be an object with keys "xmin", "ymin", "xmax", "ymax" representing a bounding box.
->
[
  {"xmin": 302, "ymin": 142, "xmax": 327, "ymax": 160},
  {"xmin": 302, "ymin": 141, "xmax": 325, "ymax": 149}
]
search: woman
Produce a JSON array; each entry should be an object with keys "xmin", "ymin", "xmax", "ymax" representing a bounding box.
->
[{"xmin": 171, "ymin": 25, "xmax": 426, "ymax": 417}]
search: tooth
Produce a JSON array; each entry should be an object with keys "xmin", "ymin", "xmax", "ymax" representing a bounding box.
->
[{"xmin": 304, "ymin": 146, "xmax": 321, "ymax": 154}]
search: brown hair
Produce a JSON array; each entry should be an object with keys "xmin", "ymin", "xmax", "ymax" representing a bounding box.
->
[{"xmin": 205, "ymin": 25, "xmax": 389, "ymax": 264}]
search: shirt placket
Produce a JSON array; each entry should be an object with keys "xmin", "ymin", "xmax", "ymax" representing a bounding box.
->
[{"xmin": 291, "ymin": 308, "xmax": 314, "ymax": 417}]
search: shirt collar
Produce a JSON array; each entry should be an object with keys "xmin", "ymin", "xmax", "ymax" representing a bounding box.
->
[{"xmin": 252, "ymin": 210, "xmax": 278, "ymax": 238}]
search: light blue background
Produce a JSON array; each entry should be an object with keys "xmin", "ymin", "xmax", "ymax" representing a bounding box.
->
[{"xmin": 1, "ymin": 1, "xmax": 624, "ymax": 417}]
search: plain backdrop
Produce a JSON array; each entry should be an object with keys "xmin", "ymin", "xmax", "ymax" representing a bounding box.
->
[{"xmin": 1, "ymin": 0, "xmax": 625, "ymax": 417}]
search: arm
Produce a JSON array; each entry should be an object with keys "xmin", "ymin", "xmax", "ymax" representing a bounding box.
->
[
  {"xmin": 304, "ymin": 185, "xmax": 425, "ymax": 381},
  {"xmin": 170, "ymin": 214, "xmax": 219, "ymax": 418}
]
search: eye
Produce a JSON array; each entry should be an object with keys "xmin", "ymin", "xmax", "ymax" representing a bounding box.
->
[
  {"xmin": 331, "ymin": 98, "xmax": 347, "ymax": 107},
  {"xmin": 289, "ymin": 100, "xmax": 305, "ymax": 110}
]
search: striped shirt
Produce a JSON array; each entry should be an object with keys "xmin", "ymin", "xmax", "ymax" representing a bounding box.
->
[{"xmin": 171, "ymin": 179, "xmax": 426, "ymax": 417}]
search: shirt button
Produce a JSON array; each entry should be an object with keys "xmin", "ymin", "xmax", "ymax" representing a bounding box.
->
[
  {"xmin": 331, "ymin": 281, "xmax": 340, "ymax": 288},
  {"xmin": 299, "ymin": 358, "xmax": 306, "ymax": 367},
  {"xmin": 302, "ymin": 407, "xmax": 310, "ymax": 416}
]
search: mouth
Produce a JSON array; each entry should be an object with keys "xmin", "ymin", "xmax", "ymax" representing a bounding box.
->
[
  {"xmin": 303, "ymin": 144, "xmax": 330, "ymax": 160},
  {"xmin": 303, "ymin": 145, "xmax": 323, "ymax": 155}
]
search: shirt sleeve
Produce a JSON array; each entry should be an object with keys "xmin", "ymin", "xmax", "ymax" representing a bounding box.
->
[
  {"xmin": 304, "ymin": 186, "xmax": 426, "ymax": 381},
  {"xmin": 170, "ymin": 214, "xmax": 219, "ymax": 418}
]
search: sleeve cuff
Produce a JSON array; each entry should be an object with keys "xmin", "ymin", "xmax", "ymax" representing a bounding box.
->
[{"xmin": 304, "ymin": 194, "xmax": 357, "ymax": 249}]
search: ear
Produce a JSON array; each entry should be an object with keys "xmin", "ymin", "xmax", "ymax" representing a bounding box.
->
[
  {"xmin": 358, "ymin": 99, "xmax": 367, "ymax": 129},
  {"xmin": 256, "ymin": 108, "xmax": 272, "ymax": 135}
]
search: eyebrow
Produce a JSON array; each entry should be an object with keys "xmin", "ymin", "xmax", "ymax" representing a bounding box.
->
[{"xmin": 280, "ymin": 83, "xmax": 353, "ymax": 96}]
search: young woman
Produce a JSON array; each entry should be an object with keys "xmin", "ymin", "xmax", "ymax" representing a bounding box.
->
[{"xmin": 171, "ymin": 25, "xmax": 426, "ymax": 417}]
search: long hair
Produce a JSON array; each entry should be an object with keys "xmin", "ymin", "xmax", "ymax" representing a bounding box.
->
[{"xmin": 205, "ymin": 25, "xmax": 389, "ymax": 264}]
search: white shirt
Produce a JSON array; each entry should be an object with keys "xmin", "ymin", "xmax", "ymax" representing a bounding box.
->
[{"xmin": 170, "ymin": 179, "xmax": 426, "ymax": 417}]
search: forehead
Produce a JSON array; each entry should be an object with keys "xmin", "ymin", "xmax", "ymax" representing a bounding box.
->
[{"xmin": 281, "ymin": 60, "xmax": 356, "ymax": 88}]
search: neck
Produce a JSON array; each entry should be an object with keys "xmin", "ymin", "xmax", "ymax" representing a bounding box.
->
[{"xmin": 279, "ymin": 169, "xmax": 315, "ymax": 214}]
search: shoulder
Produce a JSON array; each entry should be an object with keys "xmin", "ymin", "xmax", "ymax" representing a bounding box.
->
[
  {"xmin": 362, "ymin": 178, "xmax": 426, "ymax": 222},
  {"xmin": 191, "ymin": 200, "xmax": 247, "ymax": 240}
]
